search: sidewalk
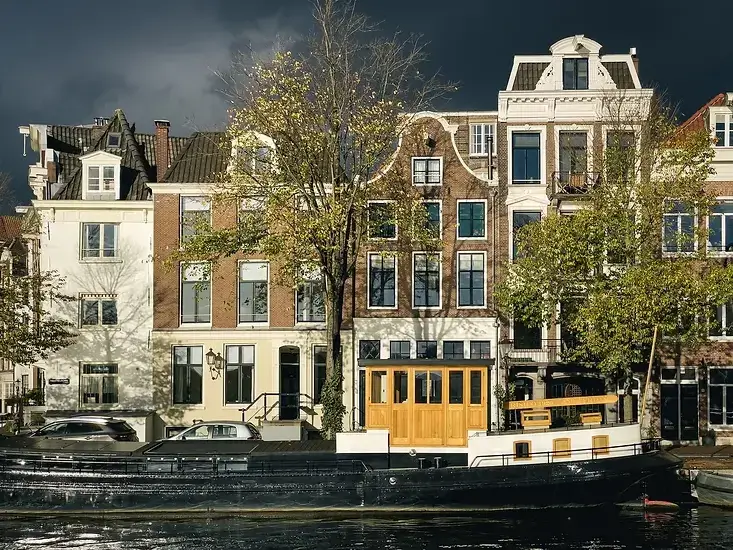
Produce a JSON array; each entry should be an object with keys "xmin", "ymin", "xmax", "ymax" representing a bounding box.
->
[{"xmin": 667, "ymin": 445, "xmax": 733, "ymax": 469}]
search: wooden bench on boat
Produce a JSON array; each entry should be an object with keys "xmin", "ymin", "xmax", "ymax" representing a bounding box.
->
[{"xmin": 520, "ymin": 409, "xmax": 551, "ymax": 430}]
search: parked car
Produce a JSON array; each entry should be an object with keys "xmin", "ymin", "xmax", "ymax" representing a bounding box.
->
[
  {"xmin": 26, "ymin": 416, "xmax": 139, "ymax": 442},
  {"xmin": 166, "ymin": 421, "xmax": 262, "ymax": 441}
]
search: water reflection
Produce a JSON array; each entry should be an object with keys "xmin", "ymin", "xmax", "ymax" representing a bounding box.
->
[{"xmin": 2, "ymin": 507, "xmax": 733, "ymax": 549}]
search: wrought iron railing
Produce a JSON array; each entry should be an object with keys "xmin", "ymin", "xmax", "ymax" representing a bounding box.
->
[
  {"xmin": 504, "ymin": 338, "xmax": 563, "ymax": 364},
  {"xmin": 239, "ymin": 392, "xmax": 315, "ymax": 423},
  {"xmin": 550, "ymin": 171, "xmax": 601, "ymax": 197}
]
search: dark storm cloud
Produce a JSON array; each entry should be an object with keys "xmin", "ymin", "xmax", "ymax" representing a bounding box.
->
[{"xmin": 1, "ymin": 0, "xmax": 732, "ymax": 211}]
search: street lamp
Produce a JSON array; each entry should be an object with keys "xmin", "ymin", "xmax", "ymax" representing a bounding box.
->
[{"xmin": 206, "ymin": 348, "xmax": 224, "ymax": 379}]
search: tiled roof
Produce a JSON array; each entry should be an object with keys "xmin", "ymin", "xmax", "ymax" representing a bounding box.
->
[
  {"xmin": 512, "ymin": 62, "xmax": 550, "ymax": 91},
  {"xmin": 48, "ymin": 109, "xmax": 189, "ymax": 201},
  {"xmin": 0, "ymin": 216, "xmax": 22, "ymax": 243},
  {"xmin": 678, "ymin": 93, "xmax": 726, "ymax": 135},
  {"xmin": 162, "ymin": 132, "xmax": 229, "ymax": 183},
  {"xmin": 601, "ymin": 62, "xmax": 635, "ymax": 90}
]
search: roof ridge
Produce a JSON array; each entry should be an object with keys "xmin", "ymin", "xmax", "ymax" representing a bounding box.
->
[
  {"xmin": 115, "ymin": 109, "xmax": 151, "ymax": 184},
  {"xmin": 678, "ymin": 93, "xmax": 726, "ymax": 133}
]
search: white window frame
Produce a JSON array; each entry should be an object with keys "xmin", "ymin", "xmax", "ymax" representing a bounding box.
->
[
  {"xmin": 708, "ymin": 366, "xmax": 733, "ymax": 427},
  {"xmin": 367, "ymin": 200, "xmax": 398, "ymax": 241},
  {"xmin": 295, "ymin": 269, "xmax": 326, "ymax": 324},
  {"xmin": 180, "ymin": 196, "xmax": 212, "ymax": 241},
  {"xmin": 507, "ymin": 127, "xmax": 546, "ymax": 186},
  {"xmin": 707, "ymin": 199, "xmax": 733, "ymax": 255},
  {"xmin": 79, "ymin": 363, "xmax": 119, "ymax": 406},
  {"xmin": 554, "ymin": 125, "xmax": 593, "ymax": 176},
  {"xmin": 412, "ymin": 157, "xmax": 443, "ymax": 186},
  {"xmin": 662, "ymin": 201, "xmax": 697, "ymax": 256},
  {"xmin": 367, "ymin": 252, "xmax": 397, "ymax": 310},
  {"xmin": 509, "ymin": 209, "xmax": 543, "ymax": 260},
  {"xmin": 411, "ymin": 251, "xmax": 442, "ymax": 310},
  {"xmin": 422, "ymin": 199, "xmax": 442, "ymax": 240},
  {"xmin": 86, "ymin": 165, "xmax": 117, "ymax": 193},
  {"xmin": 709, "ymin": 301, "xmax": 733, "ymax": 340},
  {"xmin": 80, "ymin": 222, "xmax": 119, "ymax": 260},
  {"xmin": 79, "ymin": 294, "xmax": 118, "ymax": 328},
  {"xmin": 470, "ymin": 123, "xmax": 496, "ymax": 156},
  {"xmin": 456, "ymin": 199, "xmax": 488, "ymax": 241},
  {"xmin": 713, "ymin": 111, "xmax": 733, "ymax": 148},
  {"xmin": 179, "ymin": 262, "xmax": 212, "ymax": 325},
  {"xmin": 456, "ymin": 251, "xmax": 486, "ymax": 309},
  {"xmin": 237, "ymin": 260, "xmax": 270, "ymax": 326}
]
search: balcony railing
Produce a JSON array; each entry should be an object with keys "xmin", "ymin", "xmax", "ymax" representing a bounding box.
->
[
  {"xmin": 550, "ymin": 171, "xmax": 600, "ymax": 198},
  {"xmin": 503, "ymin": 339, "xmax": 563, "ymax": 365}
]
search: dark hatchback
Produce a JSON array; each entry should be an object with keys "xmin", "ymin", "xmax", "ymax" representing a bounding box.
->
[{"xmin": 27, "ymin": 417, "xmax": 139, "ymax": 442}]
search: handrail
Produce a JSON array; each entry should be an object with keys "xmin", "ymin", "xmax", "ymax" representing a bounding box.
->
[
  {"xmin": 469, "ymin": 439, "xmax": 659, "ymax": 468},
  {"xmin": 239, "ymin": 392, "xmax": 315, "ymax": 423}
]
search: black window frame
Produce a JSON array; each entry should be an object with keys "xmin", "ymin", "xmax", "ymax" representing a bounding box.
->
[
  {"xmin": 313, "ymin": 345, "xmax": 327, "ymax": 404},
  {"xmin": 172, "ymin": 345, "xmax": 203, "ymax": 405},
  {"xmin": 416, "ymin": 340, "xmax": 437, "ymax": 359},
  {"xmin": 470, "ymin": 341, "xmax": 491, "ymax": 359},
  {"xmin": 442, "ymin": 341, "xmax": 464, "ymax": 360},
  {"xmin": 368, "ymin": 254, "xmax": 396, "ymax": 308},
  {"xmin": 389, "ymin": 341, "xmax": 411, "ymax": 360},
  {"xmin": 359, "ymin": 340, "xmax": 380, "ymax": 360},
  {"xmin": 224, "ymin": 344, "xmax": 254, "ymax": 404}
]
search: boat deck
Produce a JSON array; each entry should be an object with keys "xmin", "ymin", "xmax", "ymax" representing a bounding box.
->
[{"xmin": 668, "ymin": 445, "xmax": 733, "ymax": 470}]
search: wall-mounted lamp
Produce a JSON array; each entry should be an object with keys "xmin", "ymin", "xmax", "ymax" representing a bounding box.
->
[
  {"xmin": 537, "ymin": 366, "xmax": 548, "ymax": 381},
  {"xmin": 206, "ymin": 348, "xmax": 224, "ymax": 379}
]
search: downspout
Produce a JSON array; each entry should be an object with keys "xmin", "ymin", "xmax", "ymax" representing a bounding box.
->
[
  {"xmin": 490, "ymin": 131, "xmax": 502, "ymax": 431},
  {"xmin": 350, "ymin": 217, "xmax": 358, "ymax": 431}
]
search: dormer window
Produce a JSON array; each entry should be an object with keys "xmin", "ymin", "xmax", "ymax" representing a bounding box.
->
[
  {"xmin": 88, "ymin": 166, "xmax": 115, "ymax": 192},
  {"xmin": 80, "ymin": 151, "xmax": 121, "ymax": 200},
  {"xmin": 715, "ymin": 114, "xmax": 733, "ymax": 147},
  {"xmin": 106, "ymin": 133, "xmax": 121, "ymax": 148},
  {"xmin": 563, "ymin": 58, "xmax": 588, "ymax": 90}
]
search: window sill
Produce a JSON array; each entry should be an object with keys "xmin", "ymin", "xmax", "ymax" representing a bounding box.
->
[
  {"xmin": 510, "ymin": 182, "xmax": 544, "ymax": 186},
  {"xmin": 412, "ymin": 306, "xmax": 442, "ymax": 311},
  {"xmin": 368, "ymin": 236, "xmax": 398, "ymax": 242},
  {"xmin": 468, "ymin": 153, "xmax": 495, "ymax": 158},
  {"xmin": 171, "ymin": 404, "xmax": 205, "ymax": 410},
  {"xmin": 79, "ymin": 258, "xmax": 123, "ymax": 264},
  {"xmin": 456, "ymin": 236, "xmax": 487, "ymax": 241},
  {"xmin": 457, "ymin": 305, "xmax": 487, "ymax": 310},
  {"xmin": 708, "ymin": 336, "xmax": 733, "ymax": 341},
  {"xmin": 367, "ymin": 306, "xmax": 398, "ymax": 311},
  {"xmin": 79, "ymin": 325, "xmax": 120, "ymax": 330},
  {"xmin": 295, "ymin": 322, "xmax": 327, "ymax": 329},
  {"xmin": 178, "ymin": 323, "xmax": 213, "ymax": 330},
  {"xmin": 236, "ymin": 323, "xmax": 269, "ymax": 330},
  {"xmin": 413, "ymin": 182, "xmax": 443, "ymax": 186}
]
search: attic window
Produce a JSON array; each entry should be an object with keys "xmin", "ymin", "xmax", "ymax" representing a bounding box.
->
[
  {"xmin": 88, "ymin": 166, "xmax": 116, "ymax": 192},
  {"xmin": 106, "ymin": 133, "xmax": 121, "ymax": 148}
]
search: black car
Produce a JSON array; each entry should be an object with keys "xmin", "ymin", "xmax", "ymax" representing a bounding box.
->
[{"xmin": 27, "ymin": 416, "xmax": 139, "ymax": 442}]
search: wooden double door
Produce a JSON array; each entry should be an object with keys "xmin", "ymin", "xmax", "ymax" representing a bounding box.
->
[{"xmin": 366, "ymin": 366, "xmax": 488, "ymax": 447}]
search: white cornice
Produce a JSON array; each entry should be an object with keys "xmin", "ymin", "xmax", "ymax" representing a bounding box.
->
[
  {"xmin": 148, "ymin": 183, "xmax": 213, "ymax": 195},
  {"xmin": 31, "ymin": 199, "xmax": 152, "ymax": 210}
]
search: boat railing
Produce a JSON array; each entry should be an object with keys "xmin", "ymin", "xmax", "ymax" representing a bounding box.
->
[
  {"xmin": 0, "ymin": 450, "xmax": 372, "ymax": 477},
  {"xmin": 469, "ymin": 439, "xmax": 660, "ymax": 468}
]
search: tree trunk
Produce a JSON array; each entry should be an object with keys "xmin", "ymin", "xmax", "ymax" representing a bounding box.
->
[{"xmin": 320, "ymin": 277, "xmax": 347, "ymax": 439}]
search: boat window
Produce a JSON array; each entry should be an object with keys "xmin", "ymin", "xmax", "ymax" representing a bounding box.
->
[
  {"xmin": 514, "ymin": 441, "xmax": 531, "ymax": 459},
  {"xmin": 415, "ymin": 371, "xmax": 428, "ymax": 403},
  {"xmin": 592, "ymin": 435, "xmax": 610, "ymax": 454},
  {"xmin": 370, "ymin": 370, "xmax": 387, "ymax": 403},
  {"xmin": 449, "ymin": 371, "xmax": 464, "ymax": 404},
  {"xmin": 393, "ymin": 370, "xmax": 408, "ymax": 403},
  {"xmin": 470, "ymin": 371, "xmax": 482, "ymax": 404},
  {"xmin": 552, "ymin": 437, "xmax": 571, "ymax": 458},
  {"xmin": 430, "ymin": 371, "xmax": 443, "ymax": 404}
]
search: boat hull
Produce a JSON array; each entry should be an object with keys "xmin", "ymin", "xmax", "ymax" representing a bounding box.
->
[
  {"xmin": 694, "ymin": 471, "xmax": 733, "ymax": 508},
  {"xmin": 0, "ymin": 450, "xmax": 682, "ymax": 515}
]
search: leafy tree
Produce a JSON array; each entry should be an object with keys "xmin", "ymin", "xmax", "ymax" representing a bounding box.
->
[
  {"xmin": 496, "ymin": 94, "xmax": 733, "ymax": 385},
  {"xmin": 0, "ymin": 269, "xmax": 77, "ymax": 370},
  {"xmin": 172, "ymin": 0, "xmax": 451, "ymax": 437}
]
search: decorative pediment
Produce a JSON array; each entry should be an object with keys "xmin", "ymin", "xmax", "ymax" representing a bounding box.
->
[{"xmin": 550, "ymin": 35, "xmax": 603, "ymax": 56}]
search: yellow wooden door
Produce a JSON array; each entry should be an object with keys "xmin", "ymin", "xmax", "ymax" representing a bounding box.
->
[
  {"xmin": 446, "ymin": 369, "xmax": 467, "ymax": 446},
  {"xmin": 466, "ymin": 369, "xmax": 488, "ymax": 431},
  {"xmin": 390, "ymin": 369, "xmax": 411, "ymax": 445},
  {"xmin": 366, "ymin": 369, "xmax": 390, "ymax": 429},
  {"xmin": 412, "ymin": 369, "xmax": 445, "ymax": 446}
]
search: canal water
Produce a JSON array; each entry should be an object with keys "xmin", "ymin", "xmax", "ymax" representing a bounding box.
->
[{"xmin": 1, "ymin": 507, "xmax": 732, "ymax": 549}]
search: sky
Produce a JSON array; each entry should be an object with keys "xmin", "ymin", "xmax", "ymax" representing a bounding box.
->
[{"xmin": 0, "ymin": 0, "xmax": 731, "ymax": 211}]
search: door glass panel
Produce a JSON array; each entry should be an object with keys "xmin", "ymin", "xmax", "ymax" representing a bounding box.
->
[
  {"xmin": 430, "ymin": 371, "xmax": 442, "ymax": 404},
  {"xmin": 393, "ymin": 370, "xmax": 408, "ymax": 403},
  {"xmin": 370, "ymin": 370, "xmax": 387, "ymax": 403},
  {"xmin": 415, "ymin": 371, "xmax": 428, "ymax": 404},
  {"xmin": 680, "ymin": 384, "xmax": 699, "ymax": 440},
  {"xmin": 660, "ymin": 384, "xmax": 678, "ymax": 440},
  {"xmin": 470, "ymin": 371, "xmax": 482, "ymax": 404},
  {"xmin": 449, "ymin": 371, "xmax": 464, "ymax": 404}
]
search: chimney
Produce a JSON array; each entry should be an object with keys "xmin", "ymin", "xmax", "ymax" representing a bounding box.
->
[
  {"xmin": 154, "ymin": 120, "xmax": 170, "ymax": 182},
  {"xmin": 46, "ymin": 160, "xmax": 57, "ymax": 184},
  {"xmin": 630, "ymin": 47, "xmax": 639, "ymax": 78}
]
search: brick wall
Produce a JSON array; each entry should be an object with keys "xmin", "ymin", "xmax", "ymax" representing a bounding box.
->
[{"xmin": 354, "ymin": 117, "xmax": 500, "ymax": 320}]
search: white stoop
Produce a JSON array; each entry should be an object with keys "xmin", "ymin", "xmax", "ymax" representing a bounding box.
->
[{"xmin": 259, "ymin": 419, "xmax": 306, "ymax": 441}]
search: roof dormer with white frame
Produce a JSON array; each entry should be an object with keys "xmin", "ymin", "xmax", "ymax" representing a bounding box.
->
[{"xmin": 80, "ymin": 150, "xmax": 122, "ymax": 201}]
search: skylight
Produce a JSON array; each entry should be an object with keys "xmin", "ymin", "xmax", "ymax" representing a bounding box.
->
[{"xmin": 106, "ymin": 133, "xmax": 121, "ymax": 148}]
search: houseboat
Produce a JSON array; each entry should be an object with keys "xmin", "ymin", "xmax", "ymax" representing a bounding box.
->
[{"xmin": 0, "ymin": 360, "xmax": 683, "ymax": 515}]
